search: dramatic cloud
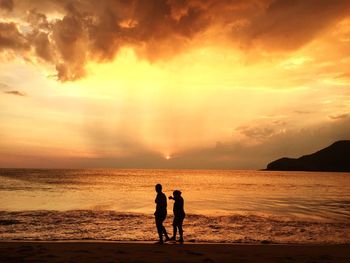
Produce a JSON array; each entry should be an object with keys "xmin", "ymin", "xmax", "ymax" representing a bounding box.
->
[
  {"xmin": 1, "ymin": 0, "xmax": 349, "ymax": 81},
  {"xmin": 240, "ymin": 0, "xmax": 350, "ymax": 50},
  {"xmin": 0, "ymin": 22, "xmax": 29, "ymax": 52},
  {"xmin": 0, "ymin": 0, "xmax": 13, "ymax": 11},
  {"xmin": 1, "ymin": 1, "xmax": 350, "ymax": 169}
]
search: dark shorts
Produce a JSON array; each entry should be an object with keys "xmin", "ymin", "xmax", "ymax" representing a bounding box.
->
[{"xmin": 173, "ymin": 216, "xmax": 184, "ymax": 227}]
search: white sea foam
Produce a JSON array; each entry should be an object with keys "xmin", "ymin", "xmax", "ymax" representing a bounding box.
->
[{"xmin": 0, "ymin": 211, "xmax": 349, "ymax": 243}]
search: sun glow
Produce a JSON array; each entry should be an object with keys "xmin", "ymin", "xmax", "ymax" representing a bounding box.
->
[{"xmin": 1, "ymin": 2, "xmax": 350, "ymax": 169}]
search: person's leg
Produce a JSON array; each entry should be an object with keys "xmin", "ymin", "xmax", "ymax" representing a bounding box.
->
[
  {"xmin": 178, "ymin": 225, "xmax": 183, "ymax": 240},
  {"xmin": 158, "ymin": 216, "xmax": 169, "ymax": 241},
  {"xmin": 155, "ymin": 217, "xmax": 163, "ymax": 243},
  {"xmin": 178, "ymin": 218, "xmax": 184, "ymax": 242},
  {"xmin": 161, "ymin": 219, "xmax": 170, "ymax": 240},
  {"xmin": 171, "ymin": 221, "xmax": 177, "ymax": 240}
]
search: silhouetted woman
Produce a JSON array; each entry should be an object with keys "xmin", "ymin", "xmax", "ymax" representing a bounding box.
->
[{"xmin": 169, "ymin": 190, "xmax": 185, "ymax": 243}]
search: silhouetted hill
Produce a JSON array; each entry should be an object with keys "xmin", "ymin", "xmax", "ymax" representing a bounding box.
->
[{"xmin": 266, "ymin": 140, "xmax": 350, "ymax": 172}]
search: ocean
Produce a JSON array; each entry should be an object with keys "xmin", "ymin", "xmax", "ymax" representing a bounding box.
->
[{"xmin": 0, "ymin": 169, "xmax": 349, "ymax": 243}]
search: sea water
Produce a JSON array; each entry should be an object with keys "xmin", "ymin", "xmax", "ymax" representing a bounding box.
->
[{"xmin": 0, "ymin": 169, "xmax": 349, "ymax": 243}]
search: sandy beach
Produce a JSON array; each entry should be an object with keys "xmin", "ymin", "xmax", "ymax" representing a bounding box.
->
[{"xmin": 0, "ymin": 241, "xmax": 349, "ymax": 262}]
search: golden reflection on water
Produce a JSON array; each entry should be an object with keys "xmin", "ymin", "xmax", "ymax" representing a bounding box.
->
[{"xmin": 0, "ymin": 169, "xmax": 349, "ymax": 221}]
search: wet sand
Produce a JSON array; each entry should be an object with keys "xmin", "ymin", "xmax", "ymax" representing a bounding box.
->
[{"xmin": 0, "ymin": 241, "xmax": 349, "ymax": 262}]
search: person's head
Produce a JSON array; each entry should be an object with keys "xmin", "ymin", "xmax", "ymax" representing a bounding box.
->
[
  {"xmin": 173, "ymin": 190, "xmax": 181, "ymax": 197},
  {"xmin": 155, "ymin": 184, "xmax": 162, "ymax": 193}
]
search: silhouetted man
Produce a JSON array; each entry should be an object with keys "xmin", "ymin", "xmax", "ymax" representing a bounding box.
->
[{"xmin": 154, "ymin": 183, "xmax": 169, "ymax": 244}]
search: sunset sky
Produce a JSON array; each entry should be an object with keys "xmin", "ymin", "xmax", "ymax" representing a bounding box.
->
[{"xmin": 1, "ymin": 0, "xmax": 350, "ymax": 169}]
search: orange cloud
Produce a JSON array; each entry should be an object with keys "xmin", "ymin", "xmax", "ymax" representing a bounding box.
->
[
  {"xmin": 0, "ymin": 0, "xmax": 13, "ymax": 11},
  {"xmin": 0, "ymin": 0, "xmax": 349, "ymax": 81},
  {"xmin": 0, "ymin": 22, "xmax": 29, "ymax": 52},
  {"xmin": 239, "ymin": 0, "xmax": 350, "ymax": 51}
]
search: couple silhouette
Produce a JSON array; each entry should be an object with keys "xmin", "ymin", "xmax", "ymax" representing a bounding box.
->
[{"xmin": 154, "ymin": 183, "xmax": 185, "ymax": 244}]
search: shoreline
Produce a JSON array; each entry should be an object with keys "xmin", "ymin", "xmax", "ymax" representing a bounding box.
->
[
  {"xmin": 0, "ymin": 241, "xmax": 349, "ymax": 262},
  {"xmin": 1, "ymin": 239, "xmax": 350, "ymax": 245}
]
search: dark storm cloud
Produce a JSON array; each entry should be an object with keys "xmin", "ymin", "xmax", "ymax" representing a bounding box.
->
[
  {"xmin": 0, "ymin": 22, "xmax": 29, "ymax": 51},
  {"xmin": 239, "ymin": 0, "xmax": 350, "ymax": 50},
  {"xmin": 0, "ymin": 0, "xmax": 13, "ymax": 11},
  {"xmin": 1, "ymin": 0, "xmax": 350, "ymax": 81}
]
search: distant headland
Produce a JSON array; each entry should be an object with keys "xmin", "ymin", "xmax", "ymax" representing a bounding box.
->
[{"xmin": 266, "ymin": 140, "xmax": 350, "ymax": 172}]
